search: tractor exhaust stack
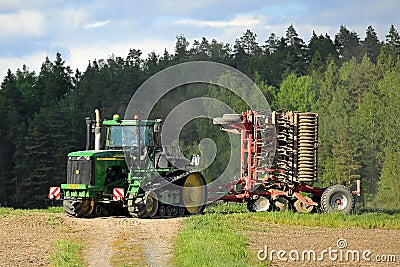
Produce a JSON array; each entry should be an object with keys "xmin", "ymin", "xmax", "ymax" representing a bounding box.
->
[
  {"xmin": 85, "ymin": 117, "xmax": 92, "ymax": 150},
  {"xmin": 94, "ymin": 109, "xmax": 101, "ymax": 150}
]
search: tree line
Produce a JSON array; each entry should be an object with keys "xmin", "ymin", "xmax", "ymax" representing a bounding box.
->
[{"xmin": 0, "ymin": 24, "xmax": 399, "ymax": 209}]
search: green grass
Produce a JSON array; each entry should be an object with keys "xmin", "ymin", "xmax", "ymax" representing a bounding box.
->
[
  {"xmin": 174, "ymin": 203, "xmax": 400, "ymax": 267},
  {"xmin": 0, "ymin": 206, "xmax": 64, "ymax": 216},
  {"xmin": 242, "ymin": 210, "xmax": 400, "ymax": 230},
  {"xmin": 35, "ymin": 206, "xmax": 64, "ymax": 213},
  {"xmin": 0, "ymin": 207, "xmax": 14, "ymax": 216},
  {"xmin": 49, "ymin": 239, "xmax": 84, "ymax": 267},
  {"xmin": 174, "ymin": 212, "xmax": 258, "ymax": 267},
  {"xmin": 205, "ymin": 202, "xmax": 400, "ymax": 229}
]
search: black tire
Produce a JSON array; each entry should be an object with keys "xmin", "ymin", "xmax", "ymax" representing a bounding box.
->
[
  {"xmin": 222, "ymin": 114, "xmax": 242, "ymax": 122},
  {"xmin": 178, "ymin": 207, "xmax": 186, "ymax": 216},
  {"xmin": 320, "ymin": 185, "xmax": 354, "ymax": 214},
  {"xmin": 63, "ymin": 200, "xmax": 75, "ymax": 216},
  {"xmin": 94, "ymin": 204, "xmax": 103, "ymax": 216},
  {"xmin": 213, "ymin": 115, "xmax": 241, "ymax": 125},
  {"xmin": 171, "ymin": 206, "xmax": 178, "ymax": 216},
  {"xmin": 247, "ymin": 200, "xmax": 256, "ymax": 212},
  {"xmin": 102, "ymin": 204, "xmax": 114, "ymax": 216},
  {"xmin": 158, "ymin": 205, "xmax": 166, "ymax": 217},
  {"xmin": 63, "ymin": 199, "xmax": 93, "ymax": 218},
  {"xmin": 274, "ymin": 197, "xmax": 289, "ymax": 211},
  {"xmin": 127, "ymin": 193, "xmax": 148, "ymax": 218},
  {"xmin": 165, "ymin": 206, "xmax": 172, "ymax": 216}
]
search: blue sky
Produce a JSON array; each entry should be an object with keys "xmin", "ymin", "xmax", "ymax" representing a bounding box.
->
[{"xmin": 0, "ymin": 0, "xmax": 398, "ymax": 78}]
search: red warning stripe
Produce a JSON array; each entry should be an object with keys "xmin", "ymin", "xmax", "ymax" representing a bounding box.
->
[
  {"xmin": 49, "ymin": 187, "xmax": 61, "ymax": 200},
  {"xmin": 113, "ymin": 188, "xmax": 124, "ymax": 201}
]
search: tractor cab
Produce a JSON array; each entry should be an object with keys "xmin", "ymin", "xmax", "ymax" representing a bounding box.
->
[{"xmin": 103, "ymin": 114, "xmax": 161, "ymax": 171}]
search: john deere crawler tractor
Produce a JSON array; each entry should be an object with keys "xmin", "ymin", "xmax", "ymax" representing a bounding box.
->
[{"xmin": 57, "ymin": 109, "xmax": 207, "ymax": 218}]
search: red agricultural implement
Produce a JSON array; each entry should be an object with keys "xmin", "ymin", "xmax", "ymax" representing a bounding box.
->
[{"xmin": 211, "ymin": 110, "xmax": 360, "ymax": 214}]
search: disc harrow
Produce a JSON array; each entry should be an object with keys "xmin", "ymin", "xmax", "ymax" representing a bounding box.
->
[{"xmin": 212, "ymin": 110, "xmax": 359, "ymax": 215}]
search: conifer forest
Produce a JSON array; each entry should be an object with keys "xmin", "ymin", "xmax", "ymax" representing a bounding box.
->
[{"xmin": 1, "ymin": 24, "xmax": 399, "ymax": 210}]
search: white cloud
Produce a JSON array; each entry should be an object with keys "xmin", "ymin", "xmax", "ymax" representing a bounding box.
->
[
  {"xmin": 0, "ymin": 10, "xmax": 46, "ymax": 40},
  {"xmin": 151, "ymin": 0, "xmax": 221, "ymax": 16},
  {"xmin": 175, "ymin": 14, "xmax": 267, "ymax": 28},
  {"xmin": 55, "ymin": 6, "xmax": 89, "ymax": 31},
  {"xmin": 0, "ymin": 52, "xmax": 47, "ymax": 79},
  {"xmin": 0, "ymin": 0, "xmax": 397, "ymax": 79},
  {"xmin": 0, "ymin": 0, "xmax": 61, "ymax": 11},
  {"xmin": 67, "ymin": 38, "xmax": 175, "ymax": 72},
  {"xmin": 84, "ymin": 20, "xmax": 111, "ymax": 30}
]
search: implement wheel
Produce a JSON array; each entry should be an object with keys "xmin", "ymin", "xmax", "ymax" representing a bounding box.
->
[
  {"xmin": 274, "ymin": 197, "xmax": 289, "ymax": 211},
  {"xmin": 294, "ymin": 196, "xmax": 314, "ymax": 213},
  {"xmin": 182, "ymin": 172, "xmax": 207, "ymax": 215},
  {"xmin": 248, "ymin": 196, "xmax": 271, "ymax": 212},
  {"xmin": 320, "ymin": 185, "xmax": 354, "ymax": 214}
]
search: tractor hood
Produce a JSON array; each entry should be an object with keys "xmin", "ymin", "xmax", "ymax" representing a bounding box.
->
[{"xmin": 68, "ymin": 150, "xmax": 125, "ymax": 159}]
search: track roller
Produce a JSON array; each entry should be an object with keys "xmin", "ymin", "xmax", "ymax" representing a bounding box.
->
[{"xmin": 145, "ymin": 191, "xmax": 160, "ymax": 218}]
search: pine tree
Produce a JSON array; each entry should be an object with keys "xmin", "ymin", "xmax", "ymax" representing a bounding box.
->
[
  {"xmin": 375, "ymin": 150, "xmax": 400, "ymax": 209},
  {"xmin": 308, "ymin": 32, "xmax": 339, "ymax": 68},
  {"xmin": 190, "ymin": 37, "xmax": 211, "ymax": 61},
  {"xmin": 378, "ymin": 25, "xmax": 400, "ymax": 70},
  {"xmin": 174, "ymin": 35, "xmax": 190, "ymax": 62},
  {"xmin": 339, "ymin": 55, "xmax": 382, "ymax": 107},
  {"xmin": 209, "ymin": 39, "xmax": 231, "ymax": 64},
  {"xmin": 233, "ymin": 30, "xmax": 260, "ymax": 75},
  {"xmin": 263, "ymin": 34, "xmax": 287, "ymax": 86},
  {"xmin": 335, "ymin": 25, "xmax": 363, "ymax": 63},
  {"xmin": 283, "ymin": 24, "xmax": 308, "ymax": 75},
  {"xmin": 362, "ymin": 25, "xmax": 382, "ymax": 64},
  {"xmin": 16, "ymin": 112, "xmax": 53, "ymax": 207}
]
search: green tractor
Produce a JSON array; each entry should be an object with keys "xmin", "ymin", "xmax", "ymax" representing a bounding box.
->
[{"xmin": 54, "ymin": 109, "xmax": 207, "ymax": 218}]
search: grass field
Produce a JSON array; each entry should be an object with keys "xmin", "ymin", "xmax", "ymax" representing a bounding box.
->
[{"xmin": 174, "ymin": 203, "xmax": 400, "ymax": 267}]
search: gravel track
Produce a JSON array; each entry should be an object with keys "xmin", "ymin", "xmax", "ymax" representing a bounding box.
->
[{"xmin": 0, "ymin": 211, "xmax": 182, "ymax": 267}]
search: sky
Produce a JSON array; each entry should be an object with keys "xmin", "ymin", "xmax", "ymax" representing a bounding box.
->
[{"xmin": 0, "ymin": 0, "xmax": 398, "ymax": 78}]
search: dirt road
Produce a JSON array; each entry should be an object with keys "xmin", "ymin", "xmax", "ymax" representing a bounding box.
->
[
  {"xmin": 0, "ymin": 211, "xmax": 182, "ymax": 267},
  {"xmin": 70, "ymin": 216, "xmax": 183, "ymax": 267}
]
